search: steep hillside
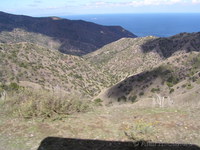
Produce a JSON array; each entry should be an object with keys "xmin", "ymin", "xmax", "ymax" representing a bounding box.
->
[
  {"xmin": 85, "ymin": 32, "xmax": 200, "ymax": 104},
  {"xmin": 99, "ymin": 52, "xmax": 200, "ymax": 105},
  {"xmin": 85, "ymin": 32, "xmax": 200, "ymax": 83},
  {"xmin": 0, "ymin": 42, "xmax": 115, "ymax": 98},
  {"xmin": 0, "ymin": 11, "xmax": 136, "ymax": 55},
  {"xmin": 0, "ymin": 28, "xmax": 61, "ymax": 51},
  {"xmin": 85, "ymin": 36, "xmax": 164, "ymax": 81}
]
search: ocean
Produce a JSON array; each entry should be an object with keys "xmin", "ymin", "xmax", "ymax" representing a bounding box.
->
[{"xmin": 64, "ymin": 13, "xmax": 200, "ymax": 37}]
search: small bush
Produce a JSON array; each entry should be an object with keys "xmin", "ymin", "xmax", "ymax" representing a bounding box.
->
[
  {"xmin": 128, "ymin": 95, "xmax": 137, "ymax": 103},
  {"xmin": 167, "ymin": 76, "xmax": 178, "ymax": 84},
  {"xmin": 0, "ymin": 82, "xmax": 22, "ymax": 91},
  {"xmin": 151, "ymin": 88, "xmax": 160, "ymax": 93},
  {"xmin": 139, "ymin": 92, "xmax": 144, "ymax": 96},
  {"xmin": 9, "ymin": 82, "xmax": 21, "ymax": 90},
  {"xmin": 169, "ymin": 88, "xmax": 175, "ymax": 94},
  {"xmin": 74, "ymin": 74, "xmax": 83, "ymax": 80},
  {"xmin": 192, "ymin": 55, "xmax": 200, "ymax": 69},
  {"xmin": 94, "ymin": 98, "xmax": 103, "ymax": 106},
  {"xmin": 118, "ymin": 96, "xmax": 127, "ymax": 102},
  {"xmin": 186, "ymin": 83, "xmax": 194, "ymax": 90},
  {"xmin": 182, "ymin": 83, "xmax": 194, "ymax": 90},
  {"xmin": 166, "ymin": 82, "xmax": 174, "ymax": 87},
  {"xmin": 1, "ymin": 89, "xmax": 92, "ymax": 119},
  {"xmin": 124, "ymin": 120, "xmax": 156, "ymax": 141},
  {"xmin": 182, "ymin": 84, "xmax": 187, "ymax": 88},
  {"xmin": 166, "ymin": 76, "xmax": 179, "ymax": 87},
  {"xmin": 190, "ymin": 76, "xmax": 198, "ymax": 82},
  {"xmin": 19, "ymin": 62, "xmax": 28, "ymax": 68}
]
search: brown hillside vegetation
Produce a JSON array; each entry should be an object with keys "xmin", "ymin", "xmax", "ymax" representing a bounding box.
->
[
  {"xmin": 85, "ymin": 36, "xmax": 162, "ymax": 81},
  {"xmin": 0, "ymin": 42, "xmax": 115, "ymax": 98}
]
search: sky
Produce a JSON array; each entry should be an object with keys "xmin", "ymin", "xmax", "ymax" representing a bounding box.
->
[{"xmin": 1, "ymin": 0, "xmax": 200, "ymax": 16}]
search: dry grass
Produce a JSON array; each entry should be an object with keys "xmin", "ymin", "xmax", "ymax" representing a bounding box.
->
[
  {"xmin": 0, "ymin": 103, "xmax": 199, "ymax": 150},
  {"xmin": 1, "ymin": 88, "xmax": 92, "ymax": 119}
]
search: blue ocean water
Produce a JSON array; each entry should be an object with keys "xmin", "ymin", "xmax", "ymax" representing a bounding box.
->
[{"xmin": 64, "ymin": 13, "xmax": 200, "ymax": 37}]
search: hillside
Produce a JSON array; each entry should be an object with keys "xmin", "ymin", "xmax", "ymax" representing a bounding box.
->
[
  {"xmin": 85, "ymin": 36, "xmax": 161, "ymax": 81},
  {"xmin": 99, "ymin": 52, "xmax": 200, "ymax": 104},
  {"xmin": 88, "ymin": 32, "xmax": 200, "ymax": 105},
  {"xmin": 0, "ymin": 42, "xmax": 116, "ymax": 98},
  {"xmin": 0, "ymin": 11, "xmax": 136, "ymax": 55},
  {"xmin": 1, "ymin": 31, "xmax": 200, "ymax": 101},
  {"xmin": 85, "ymin": 32, "xmax": 200, "ymax": 82},
  {"xmin": 142, "ymin": 32, "xmax": 200, "ymax": 58}
]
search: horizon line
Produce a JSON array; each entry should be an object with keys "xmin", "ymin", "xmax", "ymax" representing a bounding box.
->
[{"xmin": 1, "ymin": 11, "xmax": 200, "ymax": 18}]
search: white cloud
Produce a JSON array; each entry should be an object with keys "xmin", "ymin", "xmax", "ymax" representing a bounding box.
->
[
  {"xmin": 86, "ymin": 0, "xmax": 188, "ymax": 7},
  {"xmin": 128, "ymin": 0, "xmax": 183, "ymax": 6},
  {"xmin": 192, "ymin": 0, "xmax": 200, "ymax": 3},
  {"xmin": 85, "ymin": 0, "xmax": 198, "ymax": 8}
]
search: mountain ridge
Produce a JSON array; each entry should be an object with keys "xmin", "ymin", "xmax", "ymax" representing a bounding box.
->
[{"xmin": 0, "ymin": 11, "xmax": 136, "ymax": 55}]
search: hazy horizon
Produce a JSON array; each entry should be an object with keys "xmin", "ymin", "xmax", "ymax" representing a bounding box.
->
[{"xmin": 1, "ymin": 0, "xmax": 200, "ymax": 17}]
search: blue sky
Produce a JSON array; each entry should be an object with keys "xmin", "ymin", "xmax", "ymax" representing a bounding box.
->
[{"xmin": 1, "ymin": 0, "xmax": 200, "ymax": 16}]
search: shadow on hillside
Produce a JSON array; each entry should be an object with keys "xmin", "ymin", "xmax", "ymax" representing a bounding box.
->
[
  {"xmin": 37, "ymin": 137, "xmax": 200, "ymax": 150},
  {"xmin": 141, "ymin": 32, "xmax": 200, "ymax": 58},
  {"xmin": 106, "ymin": 70, "xmax": 156, "ymax": 101}
]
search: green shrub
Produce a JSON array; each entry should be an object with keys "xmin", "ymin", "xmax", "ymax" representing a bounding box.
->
[
  {"xmin": 139, "ymin": 92, "xmax": 144, "ymax": 96},
  {"xmin": 169, "ymin": 88, "xmax": 175, "ymax": 94},
  {"xmin": 118, "ymin": 96, "xmax": 127, "ymax": 102},
  {"xmin": 186, "ymin": 83, "xmax": 194, "ymax": 90},
  {"xmin": 182, "ymin": 83, "xmax": 194, "ymax": 90},
  {"xmin": 74, "ymin": 74, "xmax": 83, "ymax": 80},
  {"xmin": 9, "ymin": 82, "xmax": 20, "ymax": 90},
  {"xmin": 128, "ymin": 95, "xmax": 137, "ymax": 103},
  {"xmin": 151, "ymin": 88, "xmax": 160, "ymax": 93},
  {"xmin": 166, "ymin": 82, "xmax": 174, "ymax": 87},
  {"xmin": 182, "ymin": 84, "xmax": 187, "ymax": 88},
  {"xmin": 94, "ymin": 98, "xmax": 103, "ymax": 106},
  {"xmin": 192, "ymin": 55, "xmax": 200, "ymax": 69},
  {"xmin": 1, "ymin": 82, "xmax": 22, "ymax": 91},
  {"xmin": 19, "ymin": 62, "xmax": 28, "ymax": 68},
  {"xmin": 190, "ymin": 76, "xmax": 198, "ymax": 82},
  {"xmin": 1, "ymin": 89, "xmax": 92, "ymax": 119},
  {"xmin": 124, "ymin": 120, "xmax": 155, "ymax": 141},
  {"xmin": 167, "ymin": 76, "xmax": 178, "ymax": 83},
  {"xmin": 166, "ymin": 76, "xmax": 179, "ymax": 87}
]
